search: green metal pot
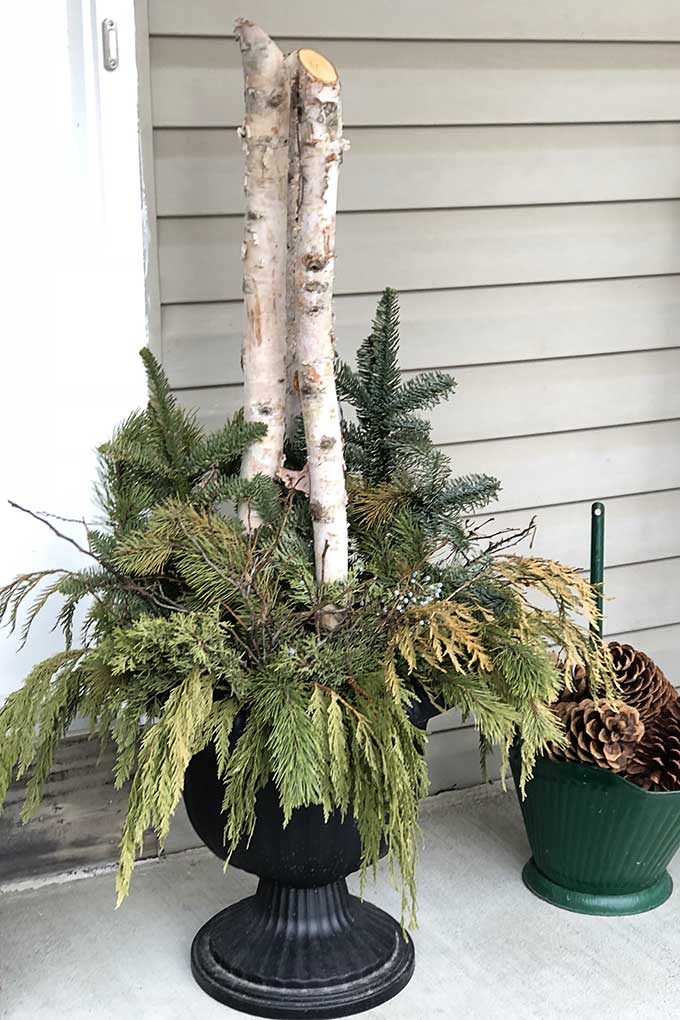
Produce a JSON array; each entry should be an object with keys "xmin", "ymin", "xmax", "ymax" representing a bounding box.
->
[{"xmin": 510, "ymin": 749, "xmax": 680, "ymax": 915}]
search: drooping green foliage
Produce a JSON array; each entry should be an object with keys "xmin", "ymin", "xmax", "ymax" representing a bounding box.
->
[{"xmin": 0, "ymin": 318, "xmax": 614, "ymax": 925}]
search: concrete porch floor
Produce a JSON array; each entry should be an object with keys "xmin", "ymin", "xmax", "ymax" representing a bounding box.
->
[{"xmin": 2, "ymin": 783, "xmax": 679, "ymax": 1020}]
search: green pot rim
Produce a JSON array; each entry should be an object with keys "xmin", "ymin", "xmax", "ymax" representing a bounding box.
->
[{"xmin": 515, "ymin": 747, "xmax": 680, "ymax": 801}]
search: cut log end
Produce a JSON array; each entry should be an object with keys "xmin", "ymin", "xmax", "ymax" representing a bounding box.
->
[{"xmin": 298, "ymin": 48, "xmax": 338, "ymax": 84}]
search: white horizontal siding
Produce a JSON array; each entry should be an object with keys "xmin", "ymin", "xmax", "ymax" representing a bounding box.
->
[
  {"xmin": 603, "ymin": 559, "xmax": 680, "ymax": 634},
  {"xmin": 174, "ymin": 349, "xmax": 680, "ymax": 445},
  {"xmin": 162, "ymin": 276, "xmax": 680, "ymax": 388},
  {"xmin": 175, "ymin": 380, "xmax": 680, "ymax": 516},
  {"xmin": 479, "ymin": 491, "xmax": 680, "ymax": 570},
  {"xmin": 150, "ymin": 39, "xmax": 680, "ymax": 128},
  {"xmin": 158, "ymin": 201, "xmax": 680, "ymax": 303},
  {"xmin": 607, "ymin": 624, "xmax": 680, "ymax": 678},
  {"xmin": 149, "ymin": 1, "xmax": 680, "ymax": 42},
  {"xmin": 448, "ymin": 421, "xmax": 680, "ymax": 513},
  {"xmin": 431, "ymin": 350, "xmax": 680, "ymax": 443},
  {"xmin": 154, "ymin": 123, "xmax": 680, "ymax": 216}
]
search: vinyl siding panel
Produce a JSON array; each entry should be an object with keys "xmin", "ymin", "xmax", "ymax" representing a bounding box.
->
[
  {"xmin": 150, "ymin": 38, "xmax": 680, "ymax": 127},
  {"xmin": 608, "ymin": 625, "xmax": 680, "ymax": 678},
  {"xmin": 174, "ymin": 349, "xmax": 680, "ymax": 444},
  {"xmin": 158, "ymin": 202, "xmax": 680, "ymax": 303},
  {"xmin": 149, "ymin": 1, "xmax": 680, "ymax": 42},
  {"xmin": 602, "ymin": 559, "xmax": 680, "ymax": 634},
  {"xmin": 447, "ymin": 421, "xmax": 680, "ymax": 513},
  {"xmin": 162, "ymin": 277, "xmax": 680, "ymax": 388},
  {"xmin": 154, "ymin": 123, "xmax": 680, "ymax": 216},
  {"xmin": 480, "ymin": 491, "xmax": 680, "ymax": 569}
]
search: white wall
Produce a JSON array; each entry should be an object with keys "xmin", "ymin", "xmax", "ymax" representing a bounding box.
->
[{"xmin": 0, "ymin": 1, "xmax": 148, "ymax": 700}]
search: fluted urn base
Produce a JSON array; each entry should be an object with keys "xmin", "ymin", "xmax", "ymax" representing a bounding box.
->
[{"xmin": 191, "ymin": 877, "xmax": 415, "ymax": 1019}]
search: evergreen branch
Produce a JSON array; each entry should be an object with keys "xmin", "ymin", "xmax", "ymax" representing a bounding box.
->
[
  {"xmin": 390, "ymin": 371, "xmax": 456, "ymax": 414},
  {"xmin": 0, "ymin": 650, "xmax": 88, "ymax": 810},
  {"xmin": 190, "ymin": 411, "xmax": 267, "ymax": 478},
  {"xmin": 0, "ymin": 570, "xmax": 67, "ymax": 636},
  {"xmin": 116, "ymin": 668, "xmax": 214, "ymax": 903}
]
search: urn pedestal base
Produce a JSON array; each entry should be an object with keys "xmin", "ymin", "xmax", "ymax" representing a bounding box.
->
[{"xmin": 191, "ymin": 877, "xmax": 415, "ymax": 1019}]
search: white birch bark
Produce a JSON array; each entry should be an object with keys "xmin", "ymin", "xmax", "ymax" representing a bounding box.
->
[
  {"xmin": 292, "ymin": 48, "xmax": 349, "ymax": 583},
  {"xmin": 284, "ymin": 52, "xmax": 302, "ymax": 438},
  {"xmin": 234, "ymin": 20, "xmax": 290, "ymax": 530}
]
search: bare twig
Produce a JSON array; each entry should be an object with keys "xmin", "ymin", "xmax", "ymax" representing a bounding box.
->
[
  {"xmin": 8, "ymin": 500, "xmax": 187, "ymax": 616},
  {"xmin": 37, "ymin": 509, "xmax": 95, "ymax": 529},
  {"xmin": 465, "ymin": 515, "xmax": 537, "ymax": 560},
  {"xmin": 218, "ymin": 603, "xmax": 254, "ymax": 660},
  {"xmin": 8, "ymin": 500, "xmax": 99, "ymax": 563},
  {"xmin": 320, "ymin": 540, "xmax": 330, "ymax": 587},
  {"xmin": 248, "ymin": 487, "xmax": 296, "ymax": 577},
  {"xmin": 345, "ymin": 673, "xmax": 373, "ymax": 703},
  {"xmin": 116, "ymin": 581, "xmax": 188, "ymax": 615}
]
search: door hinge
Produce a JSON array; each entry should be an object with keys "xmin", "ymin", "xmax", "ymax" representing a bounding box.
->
[{"xmin": 102, "ymin": 18, "xmax": 119, "ymax": 71}]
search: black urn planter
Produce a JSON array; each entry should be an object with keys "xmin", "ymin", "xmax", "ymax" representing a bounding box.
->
[{"xmin": 182, "ymin": 688, "xmax": 437, "ymax": 1019}]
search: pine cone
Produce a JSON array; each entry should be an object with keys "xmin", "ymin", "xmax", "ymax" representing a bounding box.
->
[
  {"xmin": 626, "ymin": 701, "xmax": 680, "ymax": 792},
  {"xmin": 557, "ymin": 664, "xmax": 589, "ymax": 705},
  {"xmin": 608, "ymin": 642, "xmax": 677, "ymax": 723},
  {"xmin": 551, "ymin": 699, "xmax": 644, "ymax": 772}
]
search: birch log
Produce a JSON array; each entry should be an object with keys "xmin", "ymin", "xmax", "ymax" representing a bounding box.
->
[
  {"xmin": 235, "ymin": 20, "xmax": 290, "ymax": 530},
  {"xmin": 293, "ymin": 48, "xmax": 349, "ymax": 583},
  {"xmin": 284, "ymin": 53, "xmax": 302, "ymax": 437}
]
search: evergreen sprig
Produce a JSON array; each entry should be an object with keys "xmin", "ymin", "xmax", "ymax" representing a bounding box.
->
[
  {"xmin": 338, "ymin": 288, "xmax": 500, "ymax": 551},
  {"xmin": 337, "ymin": 288, "xmax": 457, "ymax": 485}
]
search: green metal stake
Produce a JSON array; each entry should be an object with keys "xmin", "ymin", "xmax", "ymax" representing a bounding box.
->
[{"xmin": 590, "ymin": 502, "xmax": 605, "ymax": 640}]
